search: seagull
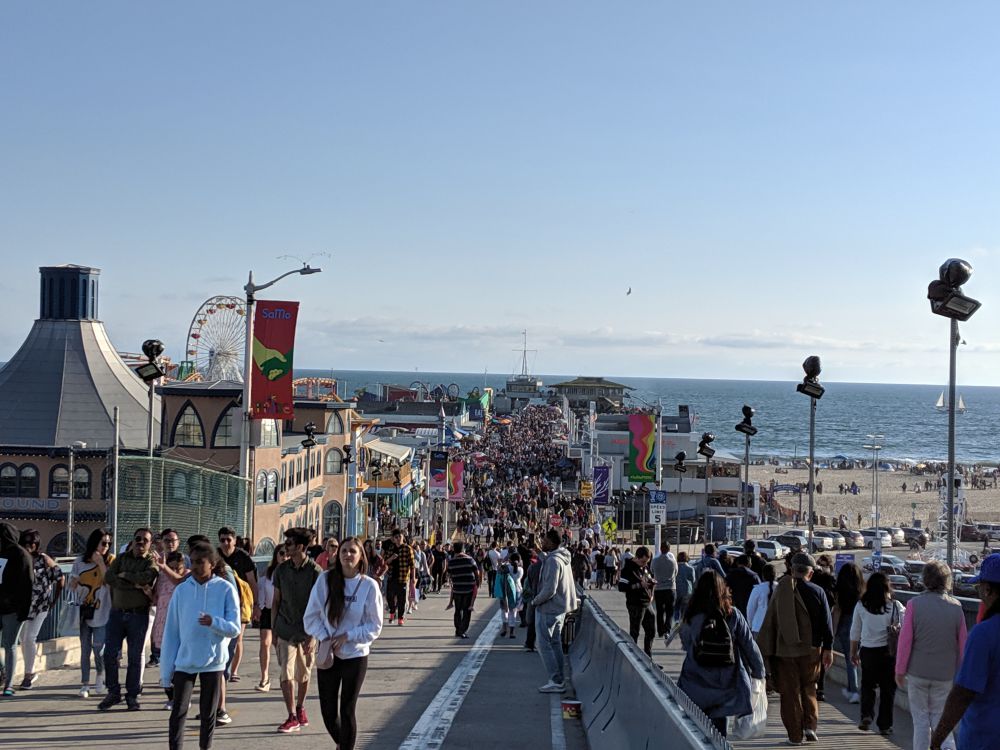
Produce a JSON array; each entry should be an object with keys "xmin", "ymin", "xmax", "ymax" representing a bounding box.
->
[
  {"xmin": 626, "ymin": 287, "xmax": 632, "ymax": 296},
  {"xmin": 377, "ymin": 339, "xmax": 385, "ymax": 343}
]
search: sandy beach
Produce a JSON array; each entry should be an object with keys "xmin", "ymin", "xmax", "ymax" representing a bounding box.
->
[{"xmin": 749, "ymin": 465, "xmax": 1000, "ymax": 528}]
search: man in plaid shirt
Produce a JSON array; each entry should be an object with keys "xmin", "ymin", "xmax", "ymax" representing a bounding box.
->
[{"xmin": 383, "ymin": 529, "xmax": 415, "ymax": 626}]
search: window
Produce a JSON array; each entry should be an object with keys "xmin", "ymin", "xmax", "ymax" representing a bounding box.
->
[
  {"xmin": 101, "ymin": 466, "xmax": 114, "ymax": 500},
  {"xmin": 212, "ymin": 406, "xmax": 240, "ymax": 447},
  {"xmin": 174, "ymin": 404, "xmax": 205, "ymax": 447},
  {"xmin": 0, "ymin": 465, "xmax": 16, "ymax": 496},
  {"xmin": 73, "ymin": 466, "xmax": 91, "ymax": 499},
  {"xmin": 260, "ymin": 419, "xmax": 279, "ymax": 448},
  {"xmin": 256, "ymin": 471, "xmax": 267, "ymax": 504},
  {"xmin": 50, "ymin": 465, "xmax": 70, "ymax": 497},
  {"xmin": 254, "ymin": 537, "xmax": 276, "ymax": 557},
  {"xmin": 296, "ymin": 457, "xmax": 303, "ymax": 486},
  {"xmin": 19, "ymin": 465, "xmax": 39, "ymax": 498},
  {"xmin": 281, "ymin": 463, "xmax": 287, "ymax": 492},
  {"xmin": 311, "ymin": 452, "xmax": 319, "ymax": 479},
  {"xmin": 326, "ymin": 412, "xmax": 344, "ymax": 434},
  {"xmin": 268, "ymin": 470, "xmax": 278, "ymax": 503},
  {"xmin": 168, "ymin": 469, "xmax": 188, "ymax": 503},
  {"xmin": 325, "ymin": 448, "xmax": 344, "ymax": 475}
]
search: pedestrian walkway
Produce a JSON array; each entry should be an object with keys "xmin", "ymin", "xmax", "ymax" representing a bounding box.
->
[
  {"xmin": 587, "ymin": 589, "xmax": 914, "ymax": 750},
  {"xmin": 1, "ymin": 592, "xmax": 588, "ymax": 750}
]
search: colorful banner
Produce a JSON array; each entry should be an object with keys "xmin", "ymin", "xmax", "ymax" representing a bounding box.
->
[
  {"xmin": 448, "ymin": 461, "xmax": 465, "ymax": 500},
  {"xmin": 627, "ymin": 414, "xmax": 656, "ymax": 482},
  {"xmin": 250, "ymin": 300, "xmax": 299, "ymax": 419},
  {"xmin": 593, "ymin": 466, "xmax": 610, "ymax": 504},
  {"xmin": 429, "ymin": 450, "xmax": 448, "ymax": 500}
]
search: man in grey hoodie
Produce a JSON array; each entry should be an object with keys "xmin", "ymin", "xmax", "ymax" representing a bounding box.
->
[
  {"xmin": 532, "ymin": 529, "xmax": 578, "ymax": 693},
  {"xmin": 0, "ymin": 521, "xmax": 34, "ymax": 695}
]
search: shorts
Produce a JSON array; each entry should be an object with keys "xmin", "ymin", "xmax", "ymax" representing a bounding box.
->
[
  {"xmin": 259, "ymin": 607, "xmax": 272, "ymax": 630},
  {"xmin": 276, "ymin": 637, "xmax": 315, "ymax": 683}
]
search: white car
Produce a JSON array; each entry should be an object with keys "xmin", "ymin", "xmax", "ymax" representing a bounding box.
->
[
  {"xmin": 745, "ymin": 539, "xmax": 786, "ymax": 561},
  {"xmin": 780, "ymin": 529, "xmax": 833, "ymax": 551}
]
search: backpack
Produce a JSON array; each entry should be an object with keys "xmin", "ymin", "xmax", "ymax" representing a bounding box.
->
[
  {"xmin": 235, "ymin": 575, "xmax": 253, "ymax": 624},
  {"xmin": 693, "ymin": 610, "xmax": 735, "ymax": 667}
]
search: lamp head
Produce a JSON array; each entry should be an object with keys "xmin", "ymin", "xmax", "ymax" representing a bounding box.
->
[
  {"xmin": 939, "ymin": 258, "xmax": 973, "ymax": 288},
  {"xmin": 736, "ymin": 405, "xmax": 758, "ymax": 436},
  {"xmin": 802, "ymin": 356, "xmax": 822, "ymax": 379},
  {"xmin": 929, "ymin": 258, "xmax": 981, "ymax": 321},
  {"xmin": 697, "ymin": 432, "xmax": 716, "ymax": 459},
  {"xmin": 300, "ymin": 265, "xmax": 323, "ymax": 276},
  {"xmin": 674, "ymin": 451, "xmax": 687, "ymax": 463},
  {"xmin": 142, "ymin": 339, "xmax": 165, "ymax": 361},
  {"xmin": 741, "ymin": 404, "xmax": 755, "ymax": 420}
]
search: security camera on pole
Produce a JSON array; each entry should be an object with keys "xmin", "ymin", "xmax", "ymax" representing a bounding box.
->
[{"xmin": 796, "ymin": 356, "xmax": 825, "ymax": 553}]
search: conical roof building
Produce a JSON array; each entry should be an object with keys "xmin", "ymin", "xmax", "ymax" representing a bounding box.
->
[{"xmin": 0, "ymin": 265, "xmax": 159, "ymax": 449}]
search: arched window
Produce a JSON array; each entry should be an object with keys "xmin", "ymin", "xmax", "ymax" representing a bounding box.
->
[
  {"xmin": 73, "ymin": 466, "xmax": 91, "ymax": 499},
  {"xmin": 50, "ymin": 465, "xmax": 70, "ymax": 497},
  {"xmin": 255, "ymin": 537, "xmax": 276, "ymax": 557},
  {"xmin": 19, "ymin": 465, "xmax": 39, "ymax": 498},
  {"xmin": 0, "ymin": 464, "xmax": 16, "ymax": 496},
  {"xmin": 173, "ymin": 403, "xmax": 205, "ymax": 447},
  {"xmin": 296, "ymin": 458, "xmax": 303, "ymax": 486},
  {"xmin": 281, "ymin": 463, "xmax": 287, "ymax": 492},
  {"xmin": 255, "ymin": 470, "xmax": 267, "ymax": 504},
  {"xmin": 323, "ymin": 501, "xmax": 343, "ymax": 542},
  {"xmin": 311, "ymin": 451, "xmax": 318, "ymax": 479},
  {"xmin": 212, "ymin": 405, "xmax": 240, "ymax": 447},
  {"xmin": 268, "ymin": 470, "xmax": 278, "ymax": 503},
  {"xmin": 326, "ymin": 411, "xmax": 345, "ymax": 435},
  {"xmin": 260, "ymin": 419, "xmax": 279, "ymax": 448},
  {"xmin": 325, "ymin": 448, "xmax": 344, "ymax": 475},
  {"xmin": 47, "ymin": 531, "xmax": 86, "ymax": 556},
  {"xmin": 100, "ymin": 466, "xmax": 114, "ymax": 500},
  {"xmin": 168, "ymin": 469, "xmax": 188, "ymax": 503}
]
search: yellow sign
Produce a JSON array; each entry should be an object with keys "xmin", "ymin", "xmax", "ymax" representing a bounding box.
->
[
  {"xmin": 580, "ymin": 480, "xmax": 593, "ymax": 499},
  {"xmin": 602, "ymin": 518, "xmax": 617, "ymax": 536}
]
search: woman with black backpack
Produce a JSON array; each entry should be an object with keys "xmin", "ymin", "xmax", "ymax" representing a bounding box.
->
[{"xmin": 678, "ymin": 570, "xmax": 765, "ymax": 737}]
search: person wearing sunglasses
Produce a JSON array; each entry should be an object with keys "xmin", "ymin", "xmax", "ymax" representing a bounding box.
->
[
  {"xmin": 98, "ymin": 527, "xmax": 158, "ymax": 712},
  {"xmin": 316, "ymin": 539, "xmax": 340, "ymax": 571}
]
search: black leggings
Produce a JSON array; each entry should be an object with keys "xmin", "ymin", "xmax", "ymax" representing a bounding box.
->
[
  {"xmin": 317, "ymin": 656, "xmax": 368, "ymax": 750},
  {"xmin": 169, "ymin": 670, "xmax": 223, "ymax": 750}
]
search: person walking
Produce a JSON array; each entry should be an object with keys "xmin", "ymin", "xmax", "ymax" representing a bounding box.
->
[
  {"xmin": 619, "ymin": 545, "xmax": 656, "ymax": 656},
  {"xmin": 254, "ymin": 545, "xmax": 287, "ymax": 693},
  {"xmin": 69, "ymin": 528, "xmax": 113, "ymax": 698},
  {"xmin": 746, "ymin": 564, "xmax": 776, "ymax": 635},
  {"xmin": 521, "ymin": 548, "xmax": 542, "ymax": 652},
  {"xmin": 833, "ymin": 562, "xmax": 863, "ymax": 704},
  {"xmin": 850, "ymin": 571, "xmax": 905, "ymax": 735},
  {"xmin": 304, "ymin": 537, "xmax": 384, "ymax": 750},
  {"xmin": 679, "ymin": 570, "xmax": 766, "ymax": 737},
  {"xmin": 151, "ymin": 551, "xmax": 186, "ymax": 706},
  {"xmin": 532, "ymin": 529, "xmax": 578, "ymax": 693},
  {"xmin": 160, "ymin": 543, "xmax": 241, "ymax": 750},
  {"xmin": 443, "ymin": 541, "xmax": 480, "ymax": 639},
  {"xmin": 17, "ymin": 528, "xmax": 64, "ymax": 690},
  {"xmin": 273, "ymin": 527, "xmax": 324, "ymax": 734},
  {"xmin": 896, "ymin": 560, "xmax": 966, "ymax": 750},
  {"xmin": 696, "ymin": 544, "xmax": 726, "ymax": 578},
  {"xmin": 98, "ymin": 527, "xmax": 158, "ymax": 711},
  {"xmin": 757, "ymin": 552, "xmax": 834, "ymax": 744},
  {"xmin": 382, "ymin": 529, "xmax": 415, "ymax": 626},
  {"xmin": 674, "ymin": 551, "xmax": 696, "ymax": 624},
  {"xmin": 217, "ymin": 527, "xmax": 257, "ymax": 684},
  {"xmin": 726, "ymin": 555, "xmax": 761, "ymax": 619},
  {"xmin": 0, "ymin": 522, "xmax": 33, "ymax": 696},
  {"xmin": 650, "ymin": 542, "xmax": 677, "ymax": 639},
  {"xmin": 494, "ymin": 552, "xmax": 522, "ymax": 638},
  {"xmin": 931, "ymin": 553, "xmax": 1000, "ymax": 749}
]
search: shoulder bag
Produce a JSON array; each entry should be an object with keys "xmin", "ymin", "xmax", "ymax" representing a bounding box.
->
[
  {"xmin": 885, "ymin": 600, "xmax": 901, "ymax": 658},
  {"xmin": 316, "ymin": 575, "xmax": 364, "ymax": 670}
]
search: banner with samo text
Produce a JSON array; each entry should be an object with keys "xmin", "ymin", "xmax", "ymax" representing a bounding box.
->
[
  {"xmin": 627, "ymin": 413, "xmax": 656, "ymax": 482},
  {"xmin": 429, "ymin": 450, "xmax": 448, "ymax": 500},
  {"xmin": 250, "ymin": 301, "xmax": 299, "ymax": 419},
  {"xmin": 593, "ymin": 466, "xmax": 610, "ymax": 504},
  {"xmin": 448, "ymin": 461, "xmax": 465, "ymax": 500}
]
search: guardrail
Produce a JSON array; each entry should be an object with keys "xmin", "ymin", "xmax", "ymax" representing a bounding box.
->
[{"xmin": 570, "ymin": 596, "xmax": 730, "ymax": 750}]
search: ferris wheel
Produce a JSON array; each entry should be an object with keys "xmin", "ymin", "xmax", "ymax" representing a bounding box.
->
[{"xmin": 185, "ymin": 296, "xmax": 247, "ymax": 382}]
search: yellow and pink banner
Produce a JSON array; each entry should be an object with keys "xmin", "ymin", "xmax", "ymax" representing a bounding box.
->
[
  {"xmin": 627, "ymin": 414, "xmax": 656, "ymax": 481},
  {"xmin": 448, "ymin": 461, "xmax": 465, "ymax": 500}
]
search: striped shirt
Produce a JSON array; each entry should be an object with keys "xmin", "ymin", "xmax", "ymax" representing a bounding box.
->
[{"xmin": 447, "ymin": 554, "xmax": 479, "ymax": 594}]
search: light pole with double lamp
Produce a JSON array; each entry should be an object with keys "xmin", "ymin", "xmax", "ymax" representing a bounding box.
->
[
  {"xmin": 697, "ymin": 433, "xmax": 715, "ymax": 542},
  {"xmin": 136, "ymin": 339, "xmax": 166, "ymax": 527},
  {"xmin": 864, "ymin": 435, "xmax": 884, "ymax": 563},
  {"xmin": 927, "ymin": 258, "xmax": 981, "ymax": 569},
  {"xmin": 239, "ymin": 263, "xmax": 322, "ymax": 542},
  {"xmin": 301, "ymin": 422, "xmax": 317, "ymax": 534},
  {"xmin": 734, "ymin": 405, "xmax": 758, "ymax": 538},
  {"xmin": 796, "ymin": 356, "xmax": 825, "ymax": 553},
  {"xmin": 66, "ymin": 440, "xmax": 88, "ymax": 556},
  {"xmin": 674, "ymin": 452, "xmax": 686, "ymax": 546}
]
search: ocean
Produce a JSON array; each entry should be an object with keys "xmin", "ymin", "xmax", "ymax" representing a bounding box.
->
[{"xmin": 299, "ymin": 369, "xmax": 1000, "ymax": 465}]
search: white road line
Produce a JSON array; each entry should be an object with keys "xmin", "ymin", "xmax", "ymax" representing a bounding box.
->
[
  {"xmin": 549, "ymin": 694, "xmax": 567, "ymax": 750},
  {"xmin": 398, "ymin": 608, "xmax": 502, "ymax": 750}
]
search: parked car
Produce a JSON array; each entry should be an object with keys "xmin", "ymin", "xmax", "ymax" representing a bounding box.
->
[
  {"xmin": 772, "ymin": 533, "xmax": 803, "ymax": 554},
  {"xmin": 900, "ymin": 527, "xmax": 929, "ymax": 548},
  {"xmin": 961, "ymin": 524, "xmax": 986, "ymax": 542},
  {"xmin": 873, "ymin": 527, "xmax": 906, "ymax": 546},
  {"xmin": 886, "ymin": 574, "xmax": 914, "ymax": 592},
  {"xmin": 952, "ymin": 571, "xmax": 980, "ymax": 598},
  {"xmin": 815, "ymin": 531, "xmax": 846, "ymax": 549},
  {"xmin": 840, "ymin": 529, "xmax": 865, "ymax": 548},
  {"xmin": 748, "ymin": 539, "xmax": 787, "ymax": 561},
  {"xmin": 861, "ymin": 555, "xmax": 909, "ymax": 577},
  {"xmin": 781, "ymin": 529, "xmax": 833, "ymax": 552},
  {"xmin": 860, "ymin": 528, "xmax": 893, "ymax": 549},
  {"xmin": 717, "ymin": 544, "xmax": 746, "ymax": 559}
]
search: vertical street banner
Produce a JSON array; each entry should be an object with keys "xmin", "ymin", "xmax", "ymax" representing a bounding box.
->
[
  {"xmin": 593, "ymin": 466, "xmax": 610, "ymax": 504},
  {"xmin": 448, "ymin": 461, "xmax": 465, "ymax": 500},
  {"xmin": 429, "ymin": 450, "xmax": 448, "ymax": 500},
  {"xmin": 250, "ymin": 300, "xmax": 299, "ymax": 419},
  {"xmin": 627, "ymin": 413, "xmax": 656, "ymax": 481}
]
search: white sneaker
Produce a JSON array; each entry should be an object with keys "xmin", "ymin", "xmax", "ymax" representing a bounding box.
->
[
  {"xmin": 79, "ymin": 685, "xmax": 90, "ymax": 699},
  {"xmin": 538, "ymin": 681, "xmax": 566, "ymax": 693},
  {"xmin": 92, "ymin": 678, "xmax": 106, "ymax": 696},
  {"xmin": 849, "ymin": 692, "xmax": 860, "ymax": 704},
  {"xmin": 164, "ymin": 700, "xmax": 173, "ymax": 711},
  {"xmin": 841, "ymin": 688, "xmax": 851, "ymax": 700}
]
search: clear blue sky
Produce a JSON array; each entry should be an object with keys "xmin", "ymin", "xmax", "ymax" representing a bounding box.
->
[{"xmin": 3, "ymin": 3, "xmax": 1000, "ymax": 385}]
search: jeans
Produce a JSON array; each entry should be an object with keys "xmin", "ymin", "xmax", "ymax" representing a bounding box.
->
[
  {"xmin": 535, "ymin": 611, "xmax": 566, "ymax": 684},
  {"xmin": 169, "ymin": 670, "xmax": 223, "ymax": 750},
  {"xmin": 772, "ymin": 651, "xmax": 822, "ymax": 743},
  {"xmin": 317, "ymin": 656, "xmax": 368, "ymax": 750},
  {"xmin": 653, "ymin": 590, "xmax": 675, "ymax": 637},
  {"xmin": 0, "ymin": 612, "xmax": 24, "ymax": 689},
  {"xmin": 103, "ymin": 608, "xmax": 149, "ymax": 699},
  {"xmin": 907, "ymin": 676, "xmax": 954, "ymax": 750},
  {"xmin": 834, "ymin": 624, "xmax": 858, "ymax": 694},
  {"xmin": 20, "ymin": 613, "xmax": 48, "ymax": 675},
  {"xmin": 80, "ymin": 620, "xmax": 106, "ymax": 685},
  {"xmin": 859, "ymin": 646, "xmax": 896, "ymax": 731},
  {"xmin": 453, "ymin": 592, "xmax": 474, "ymax": 637},
  {"xmin": 626, "ymin": 603, "xmax": 655, "ymax": 656},
  {"xmin": 674, "ymin": 594, "xmax": 690, "ymax": 623},
  {"xmin": 385, "ymin": 581, "xmax": 407, "ymax": 621}
]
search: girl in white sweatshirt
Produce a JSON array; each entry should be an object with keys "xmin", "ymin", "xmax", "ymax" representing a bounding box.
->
[{"xmin": 304, "ymin": 537, "xmax": 383, "ymax": 750}]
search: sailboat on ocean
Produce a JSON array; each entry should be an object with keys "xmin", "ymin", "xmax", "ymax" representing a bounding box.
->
[{"xmin": 935, "ymin": 391, "xmax": 967, "ymax": 414}]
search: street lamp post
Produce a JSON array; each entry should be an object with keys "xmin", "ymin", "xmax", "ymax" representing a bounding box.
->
[
  {"xmin": 674, "ymin": 452, "xmax": 687, "ymax": 547},
  {"xmin": 343, "ymin": 442, "xmax": 356, "ymax": 536},
  {"xmin": 864, "ymin": 435, "xmax": 884, "ymax": 542},
  {"xmin": 927, "ymin": 258, "xmax": 980, "ymax": 569},
  {"xmin": 796, "ymin": 356, "xmax": 825, "ymax": 553},
  {"xmin": 697, "ymin": 433, "xmax": 715, "ymax": 543},
  {"xmin": 735, "ymin": 405, "xmax": 758, "ymax": 539},
  {"xmin": 301, "ymin": 422, "xmax": 317, "ymax": 536},
  {"xmin": 136, "ymin": 339, "xmax": 165, "ymax": 528},
  {"xmin": 66, "ymin": 440, "xmax": 87, "ymax": 556},
  {"xmin": 370, "ymin": 460, "xmax": 382, "ymax": 539},
  {"xmin": 239, "ymin": 264, "xmax": 323, "ymax": 543}
]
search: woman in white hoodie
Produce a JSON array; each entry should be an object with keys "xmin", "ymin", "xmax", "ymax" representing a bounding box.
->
[
  {"xmin": 160, "ymin": 543, "xmax": 241, "ymax": 750},
  {"xmin": 304, "ymin": 537, "xmax": 384, "ymax": 750}
]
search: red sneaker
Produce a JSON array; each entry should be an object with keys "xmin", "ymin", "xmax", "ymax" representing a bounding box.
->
[
  {"xmin": 296, "ymin": 706, "xmax": 309, "ymax": 727},
  {"xmin": 277, "ymin": 716, "xmax": 301, "ymax": 733},
  {"xmin": 398, "ymin": 618, "xmax": 405, "ymax": 626}
]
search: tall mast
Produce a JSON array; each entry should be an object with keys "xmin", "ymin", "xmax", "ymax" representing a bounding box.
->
[{"xmin": 521, "ymin": 329, "xmax": 529, "ymax": 377}]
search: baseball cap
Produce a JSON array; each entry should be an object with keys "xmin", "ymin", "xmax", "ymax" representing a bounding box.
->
[
  {"xmin": 791, "ymin": 552, "xmax": 816, "ymax": 569},
  {"xmin": 968, "ymin": 553, "xmax": 1000, "ymax": 584}
]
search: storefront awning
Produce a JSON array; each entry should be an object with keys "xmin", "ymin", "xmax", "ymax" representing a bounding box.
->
[{"xmin": 362, "ymin": 438, "xmax": 413, "ymax": 463}]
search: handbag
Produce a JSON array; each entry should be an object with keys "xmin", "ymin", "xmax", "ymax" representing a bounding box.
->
[
  {"xmin": 316, "ymin": 576, "xmax": 363, "ymax": 670},
  {"xmin": 886, "ymin": 601, "xmax": 901, "ymax": 658},
  {"xmin": 80, "ymin": 604, "xmax": 96, "ymax": 623},
  {"xmin": 732, "ymin": 678, "xmax": 768, "ymax": 739}
]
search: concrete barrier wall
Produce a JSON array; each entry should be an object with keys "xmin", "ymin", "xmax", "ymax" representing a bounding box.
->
[{"xmin": 570, "ymin": 598, "xmax": 731, "ymax": 750}]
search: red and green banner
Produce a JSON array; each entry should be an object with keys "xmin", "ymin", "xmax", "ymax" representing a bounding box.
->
[
  {"xmin": 627, "ymin": 414, "xmax": 656, "ymax": 481},
  {"xmin": 250, "ymin": 300, "xmax": 299, "ymax": 419},
  {"xmin": 448, "ymin": 461, "xmax": 465, "ymax": 500}
]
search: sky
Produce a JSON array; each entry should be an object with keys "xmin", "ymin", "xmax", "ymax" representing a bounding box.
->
[{"xmin": 3, "ymin": 3, "xmax": 1000, "ymax": 385}]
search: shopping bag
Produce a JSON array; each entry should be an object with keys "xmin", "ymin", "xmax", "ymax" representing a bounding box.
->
[{"xmin": 732, "ymin": 678, "xmax": 768, "ymax": 739}]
